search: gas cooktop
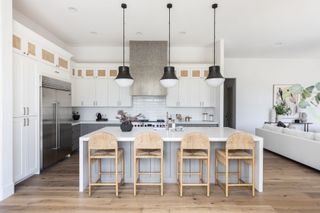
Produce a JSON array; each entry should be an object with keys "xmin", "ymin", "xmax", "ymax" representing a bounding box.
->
[{"xmin": 132, "ymin": 119, "xmax": 165, "ymax": 127}]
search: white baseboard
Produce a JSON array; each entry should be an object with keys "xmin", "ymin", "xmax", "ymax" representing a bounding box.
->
[{"xmin": 0, "ymin": 182, "xmax": 14, "ymax": 201}]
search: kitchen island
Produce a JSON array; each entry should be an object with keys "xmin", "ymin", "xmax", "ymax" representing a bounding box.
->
[{"xmin": 79, "ymin": 127, "xmax": 264, "ymax": 193}]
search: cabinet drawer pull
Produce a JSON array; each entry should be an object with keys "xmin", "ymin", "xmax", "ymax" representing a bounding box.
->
[
  {"xmin": 23, "ymin": 107, "xmax": 26, "ymax": 115},
  {"xmin": 27, "ymin": 118, "xmax": 29, "ymax": 126},
  {"xmin": 27, "ymin": 107, "xmax": 29, "ymax": 115},
  {"xmin": 23, "ymin": 118, "xmax": 26, "ymax": 127},
  {"xmin": 54, "ymin": 70, "xmax": 60, "ymax": 74}
]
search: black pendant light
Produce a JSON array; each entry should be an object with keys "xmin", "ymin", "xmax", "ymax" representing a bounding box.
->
[
  {"xmin": 115, "ymin": 3, "xmax": 134, "ymax": 87},
  {"xmin": 160, "ymin": 3, "xmax": 178, "ymax": 88},
  {"xmin": 206, "ymin": 3, "xmax": 225, "ymax": 87}
]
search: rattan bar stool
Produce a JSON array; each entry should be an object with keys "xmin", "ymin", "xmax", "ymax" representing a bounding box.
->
[
  {"xmin": 133, "ymin": 132, "xmax": 164, "ymax": 196},
  {"xmin": 177, "ymin": 132, "xmax": 210, "ymax": 197},
  {"xmin": 215, "ymin": 132, "xmax": 255, "ymax": 197},
  {"xmin": 88, "ymin": 132, "xmax": 124, "ymax": 196}
]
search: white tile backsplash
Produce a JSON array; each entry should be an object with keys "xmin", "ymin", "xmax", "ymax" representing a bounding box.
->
[{"xmin": 73, "ymin": 96, "xmax": 215, "ymax": 121}]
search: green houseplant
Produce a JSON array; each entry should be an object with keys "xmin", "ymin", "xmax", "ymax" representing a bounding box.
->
[{"xmin": 274, "ymin": 102, "xmax": 291, "ymax": 115}]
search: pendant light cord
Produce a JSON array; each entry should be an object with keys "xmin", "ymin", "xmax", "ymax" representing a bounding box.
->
[
  {"xmin": 213, "ymin": 6, "xmax": 216, "ymax": 66},
  {"xmin": 123, "ymin": 6, "xmax": 125, "ymax": 67},
  {"xmin": 168, "ymin": 6, "xmax": 171, "ymax": 66}
]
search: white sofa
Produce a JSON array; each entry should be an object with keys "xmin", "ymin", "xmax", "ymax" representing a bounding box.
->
[{"xmin": 256, "ymin": 124, "xmax": 320, "ymax": 170}]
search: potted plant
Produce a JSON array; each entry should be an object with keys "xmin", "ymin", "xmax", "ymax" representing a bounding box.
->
[
  {"xmin": 116, "ymin": 110, "xmax": 141, "ymax": 132},
  {"xmin": 274, "ymin": 102, "xmax": 291, "ymax": 121}
]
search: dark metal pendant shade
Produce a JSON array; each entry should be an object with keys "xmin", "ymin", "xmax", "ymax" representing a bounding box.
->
[
  {"xmin": 208, "ymin": 65, "xmax": 223, "ymax": 79},
  {"xmin": 161, "ymin": 66, "xmax": 178, "ymax": 80},
  {"xmin": 206, "ymin": 3, "xmax": 225, "ymax": 87},
  {"xmin": 160, "ymin": 3, "xmax": 178, "ymax": 88},
  {"xmin": 115, "ymin": 3, "xmax": 134, "ymax": 87},
  {"xmin": 116, "ymin": 66, "xmax": 133, "ymax": 79}
]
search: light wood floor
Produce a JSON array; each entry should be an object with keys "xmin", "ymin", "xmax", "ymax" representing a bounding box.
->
[{"xmin": 0, "ymin": 150, "xmax": 319, "ymax": 213}]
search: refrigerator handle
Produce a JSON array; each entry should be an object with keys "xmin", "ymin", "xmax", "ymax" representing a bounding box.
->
[
  {"xmin": 53, "ymin": 102, "xmax": 58, "ymax": 150},
  {"xmin": 57, "ymin": 102, "xmax": 60, "ymax": 149}
]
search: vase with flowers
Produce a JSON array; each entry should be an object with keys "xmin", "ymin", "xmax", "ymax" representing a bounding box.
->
[{"xmin": 116, "ymin": 110, "xmax": 142, "ymax": 132}]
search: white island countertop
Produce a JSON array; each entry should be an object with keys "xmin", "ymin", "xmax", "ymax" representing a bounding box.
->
[
  {"xmin": 79, "ymin": 127, "xmax": 264, "ymax": 193},
  {"xmin": 80, "ymin": 126, "xmax": 261, "ymax": 142},
  {"xmin": 72, "ymin": 120, "xmax": 219, "ymax": 126}
]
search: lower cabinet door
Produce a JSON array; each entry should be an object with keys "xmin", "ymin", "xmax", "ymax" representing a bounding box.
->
[
  {"xmin": 13, "ymin": 116, "xmax": 39, "ymax": 184},
  {"xmin": 13, "ymin": 117, "xmax": 26, "ymax": 183},
  {"xmin": 26, "ymin": 116, "xmax": 38, "ymax": 175}
]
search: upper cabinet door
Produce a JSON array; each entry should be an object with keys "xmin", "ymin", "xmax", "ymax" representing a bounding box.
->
[
  {"xmin": 200, "ymin": 79, "xmax": 215, "ymax": 107},
  {"xmin": 166, "ymin": 81, "xmax": 180, "ymax": 107},
  {"xmin": 22, "ymin": 56, "xmax": 38, "ymax": 116},
  {"xmin": 13, "ymin": 53, "xmax": 38, "ymax": 117},
  {"xmin": 95, "ymin": 78, "xmax": 108, "ymax": 107},
  {"xmin": 179, "ymin": 78, "xmax": 200, "ymax": 107},
  {"xmin": 13, "ymin": 53, "xmax": 24, "ymax": 117},
  {"xmin": 81, "ymin": 78, "xmax": 96, "ymax": 107},
  {"xmin": 107, "ymin": 78, "xmax": 120, "ymax": 107},
  {"xmin": 119, "ymin": 86, "xmax": 132, "ymax": 107}
]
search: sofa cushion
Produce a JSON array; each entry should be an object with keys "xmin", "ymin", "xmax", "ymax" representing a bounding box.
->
[
  {"xmin": 314, "ymin": 133, "xmax": 320, "ymax": 141},
  {"xmin": 283, "ymin": 128, "xmax": 314, "ymax": 140},
  {"xmin": 263, "ymin": 124, "xmax": 284, "ymax": 133}
]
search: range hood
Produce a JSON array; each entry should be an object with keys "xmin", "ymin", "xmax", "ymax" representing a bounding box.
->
[{"xmin": 130, "ymin": 41, "xmax": 167, "ymax": 96}]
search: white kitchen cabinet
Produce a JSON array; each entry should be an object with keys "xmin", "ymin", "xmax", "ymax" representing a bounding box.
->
[
  {"xmin": 13, "ymin": 21, "xmax": 72, "ymax": 82},
  {"xmin": 166, "ymin": 75, "xmax": 216, "ymax": 108},
  {"xmin": 72, "ymin": 77, "xmax": 132, "ymax": 107},
  {"xmin": 72, "ymin": 77, "xmax": 96, "ymax": 107},
  {"xmin": 13, "ymin": 53, "xmax": 38, "ymax": 117},
  {"xmin": 13, "ymin": 118, "xmax": 25, "ymax": 182},
  {"xmin": 166, "ymin": 82, "xmax": 180, "ymax": 106},
  {"xmin": 13, "ymin": 116, "xmax": 39, "ymax": 183},
  {"xmin": 95, "ymin": 78, "xmax": 108, "ymax": 106},
  {"xmin": 80, "ymin": 78, "xmax": 96, "ymax": 107},
  {"xmin": 119, "ymin": 86, "xmax": 132, "ymax": 107},
  {"xmin": 108, "ymin": 78, "xmax": 132, "ymax": 107},
  {"xmin": 200, "ymin": 79, "xmax": 216, "ymax": 107}
]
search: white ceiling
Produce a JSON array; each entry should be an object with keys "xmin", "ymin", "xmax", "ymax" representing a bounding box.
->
[{"xmin": 13, "ymin": 0, "xmax": 320, "ymax": 58}]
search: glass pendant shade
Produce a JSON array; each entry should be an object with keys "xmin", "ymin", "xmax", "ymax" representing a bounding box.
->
[
  {"xmin": 160, "ymin": 66, "xmax": 178, "ymax": 88},
  {"xmin": 206, "ymin": 65, "xmax": 225, "ymax": 87},
  {"xmin": 115, "ymin": 66, "xmax": 134, "ymax": 87}
]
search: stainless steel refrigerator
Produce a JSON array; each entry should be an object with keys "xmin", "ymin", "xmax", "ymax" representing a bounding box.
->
[{"xmin": 40, "ymin": 76, "xmax": 72, "ymax": 170}]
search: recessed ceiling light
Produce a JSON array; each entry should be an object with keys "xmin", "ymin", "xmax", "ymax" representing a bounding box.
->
[
  {"xmin": 179, "ymin": 31, "xmax": 186, "ymax": 35},
  {"xmin": 136, "ymin": 32, "xmax": 143, "ymax": 36},
  {"xmin": 68, "ymin": 7, "xmax": 78, "ymax": 13},
  {"xmin": 90, "ymin": 31, "xmax": 98, "ymax": 35},
  {"xmin": 274, "ymin": 42, "xmax": 284, "ymax": 46}
]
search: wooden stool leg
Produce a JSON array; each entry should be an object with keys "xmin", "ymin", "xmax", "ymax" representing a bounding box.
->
[
  {"xmin": 98, "ymin": 159, "xmax": 101, "ymax": 181},
  {"xmin": 207, "ymin": 157, "xmax": 210, "ymax": 197},
  {"xmin": 252, "ymin": 157, "xmax": 255, "ymax": 197},
  {"xmin": 215, "ymin": 154, "xmax": 218, "ymax": 185},
  {"xmin": 115, "ymin": 156, "xmax": 119, "ymax": 197},
  {"xmin": 176, "ymin": 155, "xmax": 179, "ymax": 184},
  {"xmin": 160, "ymin": 154, "xmax": 164, "ymax": 196},
  {"xmin": 225, "ymin": 159, "xmax": 229, "ymax": 197},
  {"xmin": 133, "ymin": 156, "xmax": 137, "ymax": 196},
  {"xmin": 200, "ymin": 159, "xmax": 203, "ymax": 182},
  {"xmin": 238, "ymin": 159, "xmax": 241, "ymax": 184},
  {"xmin": 121, "ymin": 154, "xmax": 125, "ymax": 185},
  {"xmin": 88, "ymin": 154, "xmax": 92, "ymax": 196},
  {"xmin": 180, "ymin": 156, "xmax": 183, "ymax": 197}
]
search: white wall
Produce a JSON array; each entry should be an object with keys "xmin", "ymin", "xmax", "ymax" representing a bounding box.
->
[
  {"xmin": 0, "ymin": 0, "xmax": 14, "ymax": 201},
  {"xmin": 224, "ymin": 58, "xmax": 320, "ymax": 133}
]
